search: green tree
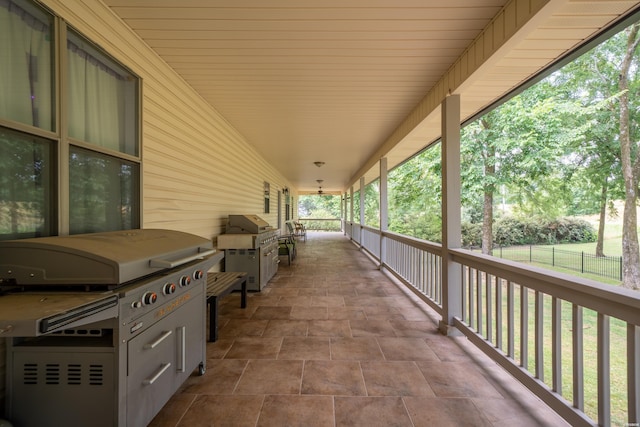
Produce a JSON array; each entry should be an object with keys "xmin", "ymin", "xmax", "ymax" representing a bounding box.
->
[
  {"xmin": 617, "ymin": 23, "xmax": 640, "ymax": 289},
  {"xmin": 298, "ymin": 194, "xmax": 341, "ymax": 218},
  {"xmin": 364, "ymin": 179, "xmax": 380, "ymax": 228},
  {"xmin": 388, "ymin": 143, "xmax": 442, "ymax": 242},
  {"xmin": 554, "ymin": 22, "xmax": 640, "ymax": 287},
  {"xmin": 461, "ymin": 86, "xmax": 584, "ymax": 255},
  {"xmin": 546, "ymin": 39, "xmax": 626, "ymax": 257}
]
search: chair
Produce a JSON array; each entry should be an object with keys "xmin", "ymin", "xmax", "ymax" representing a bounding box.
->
[
  {"xmin": 278, "ymin": 235, "xmax": 296, "ymax": 265},
  {"xmin": 294, "ymin": 221, "xmax": 307, "ymax": 241},
  {"xmin": 286, "ymin": 220, "xmax": 307, "ymax": 242}
]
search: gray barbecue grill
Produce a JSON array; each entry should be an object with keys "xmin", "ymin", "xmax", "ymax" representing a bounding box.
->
[
  {"xmin": 217, "ymin": 214, "xmax": 279, "ymax": 291},
  {"xmin": 0, "ymin": 229, "xmax": 221, "ymax": 427}
]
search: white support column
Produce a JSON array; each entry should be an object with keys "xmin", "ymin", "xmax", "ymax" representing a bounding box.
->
[
  {"xmin": 380, "ymin": 158, "xmax": 388, "ymax": 269},
  {"xmin": 341, "ymin": 192, "xmax": 345, "ymax": 234},
  {"xmin": 359, "ymin": 177, "xmax": 365, "ymax": 226},
  {"xmin": 350, "ymin": 186, "xmax": 354, "ymax": 224},
  {"xmin": 439, "ymin": 94, "xmax": 463, "ymax": 336}
]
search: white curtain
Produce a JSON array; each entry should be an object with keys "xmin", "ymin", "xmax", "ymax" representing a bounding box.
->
[
  {"xmin": 0, "ymin": 0, "xmax": 53, "ymax": 130},
  {"xmin": 67, "ymin": 39, "xmax": 122, "ymax": 152}
]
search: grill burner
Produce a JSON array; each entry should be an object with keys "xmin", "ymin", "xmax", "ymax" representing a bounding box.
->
[{"xmin": 0, "ymin": 229, "xmax": 220, "ymax": 427}]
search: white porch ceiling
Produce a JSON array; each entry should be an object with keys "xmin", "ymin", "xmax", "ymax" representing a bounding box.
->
[{"xmin": 104, "ymin": 0, "xmax": 640, "ymax": 194}]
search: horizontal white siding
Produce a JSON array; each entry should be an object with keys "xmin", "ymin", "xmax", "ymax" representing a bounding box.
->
[
  {"xmin": 60, "ymin": 0, "xmax": 294, "ymax": 241},
  {"xmin": 43, "ymin": 0, "xmax": 294, "ymax": 241}
]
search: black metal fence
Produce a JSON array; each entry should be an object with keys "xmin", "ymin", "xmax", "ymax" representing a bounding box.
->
[{"xmin": 495, "ymin": 245, "xmax": 622, "ymax": 281}]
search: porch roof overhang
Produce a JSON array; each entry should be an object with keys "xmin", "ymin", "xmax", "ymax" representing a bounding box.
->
[{"xmin": 103, "ymin": 0, "xmax": 640, "ymax": 194}]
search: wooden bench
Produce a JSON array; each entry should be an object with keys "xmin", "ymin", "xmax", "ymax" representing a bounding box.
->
[{"xmin": 206, "ymin": 271, "xmax": 247, "ymax": 342}]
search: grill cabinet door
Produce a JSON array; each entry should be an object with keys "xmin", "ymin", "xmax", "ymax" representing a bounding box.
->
[{"xmin": 126, "ymin": 293, "xmax": 204, "ymax": 426}]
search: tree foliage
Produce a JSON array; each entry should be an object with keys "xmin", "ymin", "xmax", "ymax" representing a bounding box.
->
[
  {"xmin": 388, "ymin": 143, "xmax": 442, "ymax": 242},
  {"xmin": 298, "ymin": 194, "xmax": 341, "ymax": 218}
]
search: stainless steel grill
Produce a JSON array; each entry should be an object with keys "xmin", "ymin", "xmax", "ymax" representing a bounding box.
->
[
  {"xmin": 217, "ymin": 214, "xmax": 279, "ymax": 291},
  {"xmin": 0, "ymin": 229, "xmax": 221, "ymax": 427}
]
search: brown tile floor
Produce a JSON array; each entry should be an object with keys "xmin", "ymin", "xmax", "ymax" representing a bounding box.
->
[{"xmin": 150, "ymin": 232, "xmax": 570, "ymax": 427}]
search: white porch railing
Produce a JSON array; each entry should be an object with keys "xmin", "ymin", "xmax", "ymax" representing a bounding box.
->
[
  {"xmin": 361, "ymin": 226, "xmax": 381, "ymax": 260},
  {"xmin": 298, "ymin": 218, "xmax": 342, "ymax": 231},
  {"xmin": 346, "ymin": 222, "xmax": 640, "ymax": 427}
]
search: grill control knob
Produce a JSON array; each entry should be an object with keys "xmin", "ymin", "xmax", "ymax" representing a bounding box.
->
[
  {"xmin": 163, "ymin": 282, "xmax": 176, "ymax": 295},
  {"xmin": 179, "ymin": 275, "xmax": 191, "ymax": 287},
  {"xmin": 142, "ymin": 292, "xmax": 157, "ymax": 306},
  {"xmin": 193, "ymin": 270, "xmax": 204, "ymax": 280}
]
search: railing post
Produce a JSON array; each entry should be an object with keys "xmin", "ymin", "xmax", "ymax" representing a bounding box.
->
[{"xmin": 438, "ymin": 94, "xmax": 462, "ymax": 336}]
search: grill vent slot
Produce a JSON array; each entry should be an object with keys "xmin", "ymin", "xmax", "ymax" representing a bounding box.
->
[
  {"xmin": 89, "ymin": 364, "xmax": 104, "ymax": 385},
  {"xmin": 68, "ymin": 364, "xmax": 82, "ymax": 385},
  {"xmin": 45, "ymin": 364, "xmax": 60, "ymax": 384},
  {"xmin": 23, "ymin": 363, "xmax": 38, "ymax": 385},
  {"xmin": 21, "ymin": 362, "xmax": 105, "ymax": 386}
]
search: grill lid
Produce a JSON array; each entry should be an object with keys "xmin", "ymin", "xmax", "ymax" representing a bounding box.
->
[
  {"xmin": 0, "ymin": 229, "xmax": 215, "ymax": 286},
  {"xmin": 226, "ymin": 214, "xmax": 272, "ymax": 234}
]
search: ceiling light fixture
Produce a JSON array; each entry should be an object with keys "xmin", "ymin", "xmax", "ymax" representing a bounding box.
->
[{"xmin": 313, "ymin": 161, "xmax": 325, "ymax": 167}]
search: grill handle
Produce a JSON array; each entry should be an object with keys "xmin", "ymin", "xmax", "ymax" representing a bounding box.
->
[
  {"xmin": 144, "ymin": 330, "xmax": 173, "ymax": 350},
  {"xmin": 149, "ymin": 248, "xmax": 216, "ymax": 269},
  {"xmin": 143, "ymin": 362, "xmax": 172, "ymax": 386}
]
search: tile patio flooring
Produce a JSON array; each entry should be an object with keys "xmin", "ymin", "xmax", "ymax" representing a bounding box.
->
[{"xmin": 149, "ymin": 232, "xmax": 570, "ymax": 427}]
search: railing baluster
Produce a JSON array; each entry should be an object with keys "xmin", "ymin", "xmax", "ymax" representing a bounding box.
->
[
  {"xmin": 487, "ymin": 273, "xmax": 493, "ymax": 342},
  {"xmin": 521, "ymin": 285, "xmax": 528, "ymax": 370},
  {"xmin": 597, "ymin": 313, "xmax": 611, "ymax": 427},
  {"xmin": 507, "ymin": 280, "xmax": 514, "ymax": 358},
  {"xmin": 420, "ymin": 250, "xmax": 425, "ymax": 294},
  {"xmin": 461, "ymin": 265, "xmax": 467, "ymax": 323},
  {"xmin": 426, "ymin": 250, "xmax": 430, "ymax": 296},
  {"xmin": 496, "ymin": 276, "xmax": 503, "ymax": 351},
  {"xmin": 436, "ymin": 252, "xmax": 441, "ymax": 303},
  {"xmin": 427, "ymin": 251, "xmax": 432, "ymax": 297},
  {"xmin": 572, "ymin": 304, "xmax": 584, "ymax": 411},
  {"xmin": 552, "ymin": 297, "xmax": 562, "ymax": 393},
  {"xmin": 535, "ymin": 291, "xmax": 544, "ymax": 381},
  {"xmin": 629, "ymin": 323, "xmax": 640, "ymax": 425},
  {"xmin": 468, "ymin": 267, "xmax": 475, "ymax": 329},
  {"xmin": 477, "ymin": 270, "xmax": 483, "ymax": 335}
]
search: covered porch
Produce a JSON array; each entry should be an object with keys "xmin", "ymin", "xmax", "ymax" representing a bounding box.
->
[{"xmin": 150, "ymin": 232, "xmax": 567, "ymax": 426}]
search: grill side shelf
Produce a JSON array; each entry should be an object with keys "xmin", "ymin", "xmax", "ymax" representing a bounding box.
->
[
  {"xmin": 39, "ymin": 294, "xmax": 119, "ymax": 333},
  {"xmin": 0, "ymin": 293, "xmax": 119, "ymax": 337}
]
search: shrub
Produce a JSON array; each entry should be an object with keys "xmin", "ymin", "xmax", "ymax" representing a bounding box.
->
[
  {"xmin": 461, "ymin": 221, "xmax": 482, "ymax": 248},
  {"xmin": 492, "ymin": 216, "xmax": 596, "ymax": 247}
]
